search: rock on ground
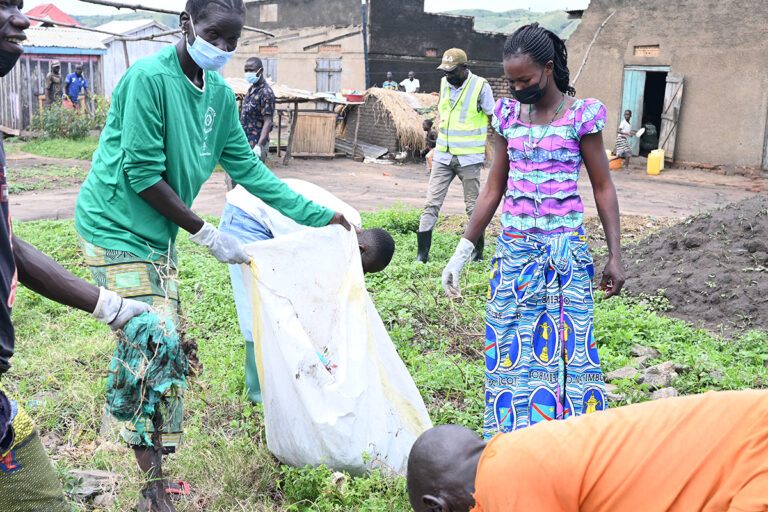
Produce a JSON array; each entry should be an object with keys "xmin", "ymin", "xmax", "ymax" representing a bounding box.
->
[
  {"xmin": 68, "ymin": 469, "xmax": 121, "ymax": 498},
  {"xmin": 637, "ymin": 362, "xmax": 678, "ymax": 390},
  {"xmin": 605, "ymin": 366, "xmax": 639, "ymax": 382},
  {"xmin": 650, "ymin": 387, "xmax": 679, "ymax": 400}
]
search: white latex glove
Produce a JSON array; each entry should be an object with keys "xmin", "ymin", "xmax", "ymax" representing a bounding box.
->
[
  {"xmin": 442, "ymin": 238, "xmax": 475, "ymax": 297},
  {"xmin": 189, "ymin": 221, "xmax": 250, "ymax": 264},
  {"xmin": 253, "ymin": 145, "xmax": 263, "ymax": 158},
  {"xmin": 91, "ymin": 288, "xmax": 151, "ymax": 331}
]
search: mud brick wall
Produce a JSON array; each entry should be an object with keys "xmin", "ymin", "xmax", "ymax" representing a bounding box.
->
[{"xmin": 345, "ymin": 98, "xmax": 399, "ymax": 154}]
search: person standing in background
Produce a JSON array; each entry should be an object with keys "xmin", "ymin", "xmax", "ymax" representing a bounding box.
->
[
  {"xmin": 615, "ymin": 109, "xmax": 635, "ymax": 167},
  {"xmin": 64, "ymin": 65, "xmax": 89, "ymax": 110},
  {"xmin": 240, "ymin": 57, "xmax": 274, "ymax": 163},
  {"xmin": 44, "ymin": 60, "xmax": 62, "ymax": 107},
  {"xmin": 416, "ymin": 48, "xmax": 494, "ymax": 263},
  {"xmin": 400, "ymin": 70, "xmax": 420, "ymax": 93},
  {"xmin": 382, "ymin": 71, "xmax": 398, "ymax": 90}
]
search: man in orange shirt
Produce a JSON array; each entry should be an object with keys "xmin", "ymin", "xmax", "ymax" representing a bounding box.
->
[{"xmin": 407, "ymin": 390, "xmax": 768, "ymax": 511}]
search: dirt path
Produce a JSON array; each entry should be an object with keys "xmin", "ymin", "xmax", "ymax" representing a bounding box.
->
[{"xmin": 7, "ymin": 154, "xmax": 766, "ymax": 222}]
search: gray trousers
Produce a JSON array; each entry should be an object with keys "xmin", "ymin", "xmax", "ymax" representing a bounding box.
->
[{"xmin": 419, "ymin": 156, "xmax": 482, "ymax": 232}]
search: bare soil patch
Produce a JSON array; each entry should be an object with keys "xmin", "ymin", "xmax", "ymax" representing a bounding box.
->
[{"xmin": 602, "ymin": 196, "xmax": 768, "ymax": 333}]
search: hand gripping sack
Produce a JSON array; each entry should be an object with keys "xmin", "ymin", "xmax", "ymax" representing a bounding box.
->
[{"xmin": 240, "ymin": 226, "xmax": 432, "ymax": 475}]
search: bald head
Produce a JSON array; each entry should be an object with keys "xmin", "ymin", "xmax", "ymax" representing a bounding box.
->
[{"xmin": 407, "ymin": 425, "xmax": 485, "ymax": 512}]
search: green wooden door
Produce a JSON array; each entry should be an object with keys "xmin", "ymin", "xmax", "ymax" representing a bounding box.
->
[{"xmin": 620, "ymin": 69, "xmax": 646, "ymax": 156}]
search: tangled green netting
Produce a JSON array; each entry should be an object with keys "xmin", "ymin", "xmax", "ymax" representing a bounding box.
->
[{"xmin": 106, "ymin": 312, "xmax": 188, "ymax": 446}]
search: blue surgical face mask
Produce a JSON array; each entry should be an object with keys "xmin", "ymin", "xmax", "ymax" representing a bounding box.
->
[
  {"xmin": 245, "ymin": 71, "xmax": 262, "ymax": 84},
  {"xmin": 186, "ymin": 22, "xmax": 236, "ymax": 71}
]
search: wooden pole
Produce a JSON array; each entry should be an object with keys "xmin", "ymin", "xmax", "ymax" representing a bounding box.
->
[
  {"xmin": 75, "ymin": 0, "xmax": 276, "ymax": 36},
  {"xmin": 277, "ymin": 110, "xmax": 282, "ymax": 158},
  {"xmin": 283, "ymin": 102, "xmax": 298, "ymax": 164},
  {"xmin": 351, "ymin": 107, "xmax": 361, "ymax": 159},
  {"xmin": 122, "ymin": 40, "xmax": 130, "ymax": 70},
  {"xmin": 26, "ymin": 15, "xmax": 124, "ymax": 37}
]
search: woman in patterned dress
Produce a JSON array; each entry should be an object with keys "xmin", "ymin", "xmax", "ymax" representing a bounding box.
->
[{"xmin": 441, "ymin": 23, "xmax": 625, "ymax": 438}]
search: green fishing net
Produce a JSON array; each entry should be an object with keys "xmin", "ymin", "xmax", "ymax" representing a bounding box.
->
[{"xmin": 106, "ymin": 312, "xmax": 188, "ymax": 445}]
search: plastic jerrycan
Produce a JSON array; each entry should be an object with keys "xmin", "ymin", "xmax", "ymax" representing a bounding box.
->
[{"xmin": 647, "ymin": 150, "xmax": 662, "ymax": 175}]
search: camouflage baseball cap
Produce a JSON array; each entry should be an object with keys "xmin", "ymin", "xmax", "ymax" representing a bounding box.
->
[
  {"xmin": 437, "ymin": 48, "xmax": 468, "ymax": 72},
  {"xmin": 51, "ymin": 60, "xmax": 61, "ymax": 67}
]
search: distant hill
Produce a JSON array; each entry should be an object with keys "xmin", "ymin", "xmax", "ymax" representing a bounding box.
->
[
  {"xmin": 443, "ymin": 9, "xmax": 581, "ymax": 39},
  {"xmin": 74, "ymin": 12, "xmax": 178, "ymax": 30}
]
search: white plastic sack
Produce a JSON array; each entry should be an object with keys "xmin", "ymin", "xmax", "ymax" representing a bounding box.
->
[{"xmin": 240, "ymin": 226, "xmax": 432, "ymax": 475}]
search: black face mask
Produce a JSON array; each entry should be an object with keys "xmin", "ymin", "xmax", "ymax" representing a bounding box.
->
[
  {"xmin": 510, "ymin": 71, "xmax": 549, "ymax": 104},
  {"xmin": 0, "ymin": 49, "xmax": 20, "ymax": 78},
  {"xmin": 446, "ymin": 74, "xmax": 464, "ymax": 87}
]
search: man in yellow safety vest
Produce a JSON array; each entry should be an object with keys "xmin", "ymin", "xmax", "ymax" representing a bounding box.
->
[{"xmin": 416, "ymin": 48, "xmax": 494, "ymax": 263}]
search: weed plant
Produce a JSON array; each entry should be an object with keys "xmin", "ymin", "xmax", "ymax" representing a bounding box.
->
[
  {"xmin": 30, "ymin": 96, "xmax": 109, "ymax": 140},
  {"xmin": 6, "ymin": 210, "xmax": 767, "ymax": 511}
]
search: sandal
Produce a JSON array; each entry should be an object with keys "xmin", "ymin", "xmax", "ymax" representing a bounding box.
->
[{"xmin": 164, "ymin": 480, "xmax": 191, "ymax": 496}]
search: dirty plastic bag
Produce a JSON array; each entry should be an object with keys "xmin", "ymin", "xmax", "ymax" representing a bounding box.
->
[{"xmin": 239, "ymin": 226, "xmax": 432, "ymax": 475}]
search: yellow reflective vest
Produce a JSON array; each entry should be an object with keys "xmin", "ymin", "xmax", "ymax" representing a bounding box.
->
[{"xmin": 435, "ymin": 74, "xmax": 489, "ymax": 156}]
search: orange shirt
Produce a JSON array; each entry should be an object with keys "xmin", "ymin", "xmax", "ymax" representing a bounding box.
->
[{"xmin": 472, "ymin": 390, "xmax": 768, "ymax": 512}]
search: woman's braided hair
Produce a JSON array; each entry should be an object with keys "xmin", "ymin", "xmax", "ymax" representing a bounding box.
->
[
  {"xmin": 503, "ymin": 22, "xmax": 576, "ymax": 96},
  {"xmin": 185, "ymin": 0, "xmax": 245, "ymax": 21}
]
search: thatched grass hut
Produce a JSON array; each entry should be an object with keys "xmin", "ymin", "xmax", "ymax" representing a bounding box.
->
[{"xmin": 342, "ymin": 88, "xmax": 438, "ymax": 156}]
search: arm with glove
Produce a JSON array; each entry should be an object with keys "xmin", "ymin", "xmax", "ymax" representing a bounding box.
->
[
  {"xmin": 13, "ymin": 236, "xmax": 150, "ymax": 330},
  {"xmin": 442, "ymin": 132, "xmax": 509, "ymax": 297},
  {"xmin": 138, "ymin": 180, "xmax": 251, "ymax": 264}
]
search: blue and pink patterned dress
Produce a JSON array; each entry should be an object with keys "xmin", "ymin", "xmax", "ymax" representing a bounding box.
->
[{"xmin": 483, "ymin": 97, "xmax": 608, "ymax": 439}]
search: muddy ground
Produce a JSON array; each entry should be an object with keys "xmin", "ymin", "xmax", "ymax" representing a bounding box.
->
[
  {"xmin": 7, "ymin": 153, "xmax": 765, "ymax": 222},
  {"xmin": 597, "ymin": 195, "xmax": 768, "ymax": 334}
]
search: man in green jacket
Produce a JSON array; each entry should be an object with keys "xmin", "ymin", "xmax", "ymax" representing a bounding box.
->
[{"xmin": 75, "ymin": 0, "xmax": 350, "ymax": 509}]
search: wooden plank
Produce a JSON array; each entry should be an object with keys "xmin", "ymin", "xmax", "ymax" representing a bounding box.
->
[
  {"xmin": 351, "ymin": 108, "xmax": 361, "ymax": 159},
  {"xmin": 283, "ymin": 102, "xmax": 299, "ymax": 164},
  {"xmin": 25, "ymin": 58, "xmax": 32, "ymax": 128},
  {"xmin": 291, "ymin": 111, "xmax": 336, "ymax": 156},
  {"xmin": 659, "ymin": 73, "xmax": 684, "ymax": 162},
  {"xmin": 0, "ymin": 125, "xmax": 20, "ymax": 137}
]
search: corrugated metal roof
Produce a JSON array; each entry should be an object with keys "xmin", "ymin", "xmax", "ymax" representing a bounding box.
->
[
  {"xmin": 22, "ymin": 26, "xmax": 107, "ymax": 50},
  {"xmin": 96, "ymin": 19, "xmax": 171, "ymax": 42},
  {"xmin": 24, "ymin": 4, "xmax": 80, "ymax": 27}
]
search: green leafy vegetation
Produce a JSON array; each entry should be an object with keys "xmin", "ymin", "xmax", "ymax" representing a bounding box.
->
[
  {"xmin": 6, "ymin": 208, "xmax": 765, "ymax": 510},
  {"xmin": 443, "ymin": 9, "xmax": 581, "ymax": 38},
  {"xmin": 31, "ymin": 96, "xmax": 109, "ymax": 140}
]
